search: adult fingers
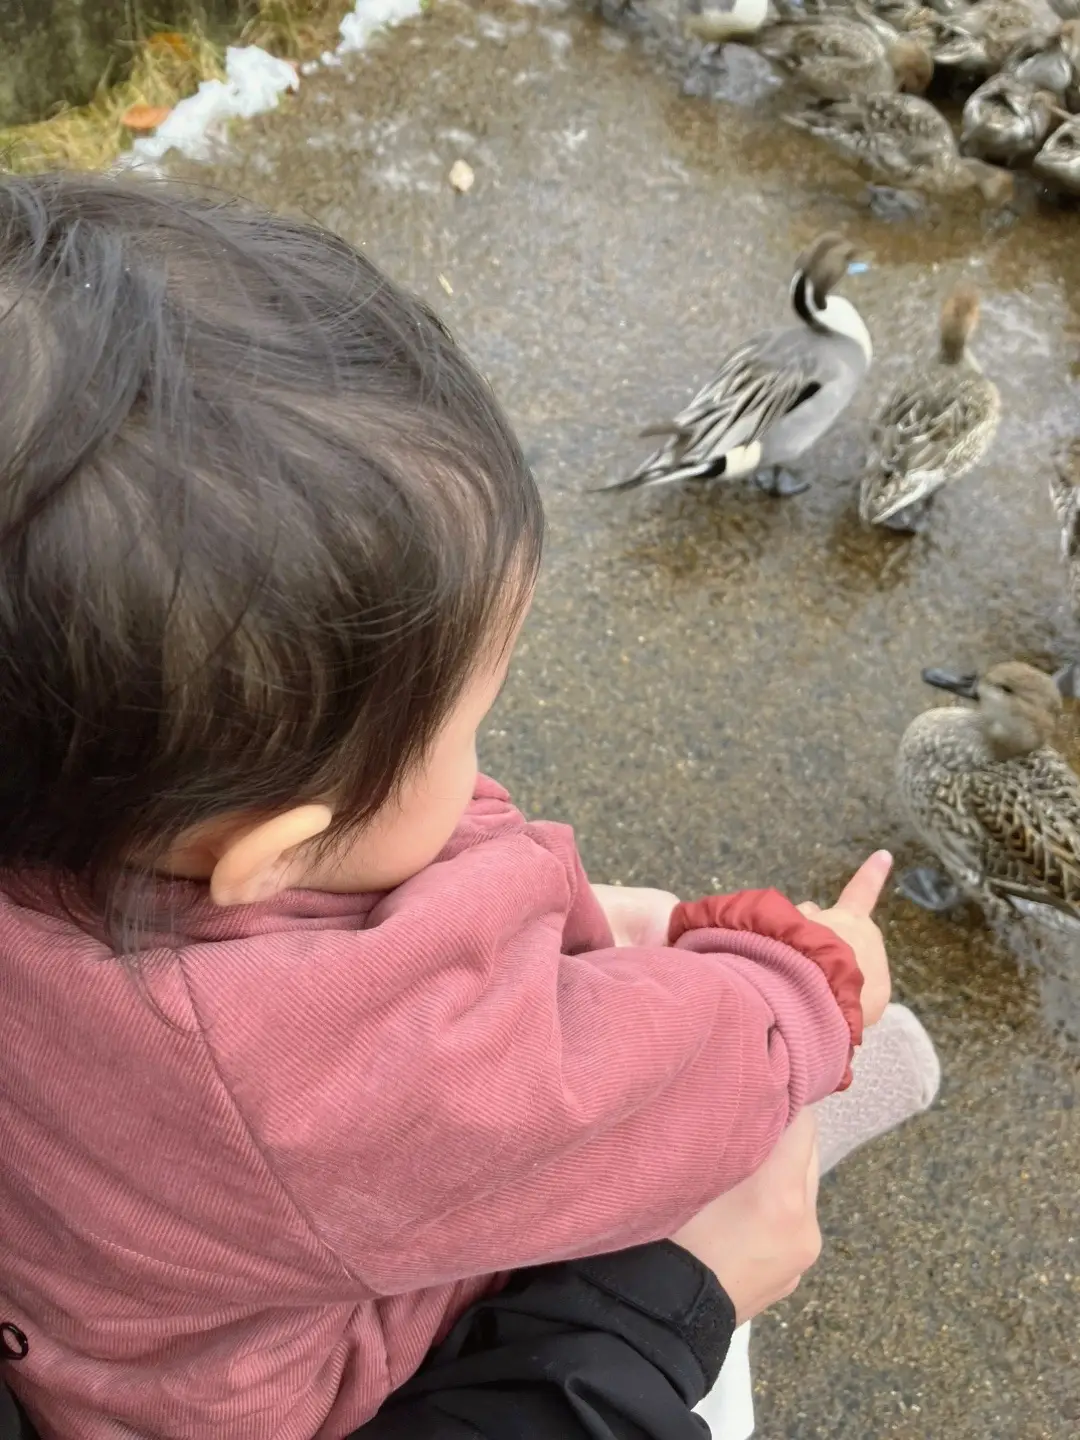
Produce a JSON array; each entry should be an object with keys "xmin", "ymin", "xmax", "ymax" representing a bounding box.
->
[
  {"xmin": 763, "ymin": 1109, "xmax": 818, "ymax": 1180},
  {"xmin": 834, "ymin": 850, "xmax": 893, "ymax": 917}
]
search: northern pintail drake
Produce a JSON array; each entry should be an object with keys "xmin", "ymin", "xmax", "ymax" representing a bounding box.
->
[
  {"xmin": 755, "ymin": 15, "xmax": 934, "ymax": 97},
  {"xmin": 960, "ymin": 73, "xmax": 1067, "ymax": 165},
  {"xmin": 895, "ymin": 662, "xmax": 1080, "ymax": 931},
  {"xmin": 859, "ymin": 282, "xmax": 1001, "ymax": 532},
  {"xmin": 606, "ymin": 233, "xmax": 872, "ymax": 497},
  {"xmin": 1033, "ymin": 111, "xmax": 1080, "ymax": 191},
  {"xmin": 784, "ymin": 92, "xmax": 1016, "ymax": 200}
]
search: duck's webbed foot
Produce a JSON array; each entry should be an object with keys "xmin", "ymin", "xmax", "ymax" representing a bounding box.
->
[
  {"xmin": 879, "ymin": 497, "xmax": 933, "ymax": 534},
  {"xmin": 896, "ymin": 866, "xmax": 962, "ymax": 914},
  {"xmin": 1053, "ymin": 660, "xmax": 1080, "ymax": 700},
  {"xmin": 866, "ymin": 186, "xmax": 930, "ymax": 223},
  {"xmin": 754, "ymin": 466, "xmax": 811, "ymax": 497}
]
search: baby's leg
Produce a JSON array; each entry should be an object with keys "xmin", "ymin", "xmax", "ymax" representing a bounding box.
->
[{"xmin": 693, "ymin": 1004, "xmax": 941, "ymax": 1439}]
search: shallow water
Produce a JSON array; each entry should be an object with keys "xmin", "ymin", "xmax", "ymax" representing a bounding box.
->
[{"xmin": 198, "ymin": 6, "xmax": 1080, "ymax": 1434}]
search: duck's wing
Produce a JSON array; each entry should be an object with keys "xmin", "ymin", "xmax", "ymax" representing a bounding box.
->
[
  {"xmin": 759, "ymin": 17, "xmax": 880, "ymax": 69},
  {"xmin": 1048, "ymin": 457, "xmax": 1080, "ymax": 563},
  {"xmin": 860, "ymin": 371, "xmax": 998, "ymax": 523},
  {"xmin": 784, "ymin": 94, "xmax": 952, "ymax": 176},
  {"xmin": 963, "ymin": 749, "xmax": 1080, "ymax": 921},
  {"xmin": 609, "ymin": 331, "xmax": 826, "ymax": 491}
]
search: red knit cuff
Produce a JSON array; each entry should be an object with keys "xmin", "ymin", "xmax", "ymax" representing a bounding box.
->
[{"xmin": 668, "ymin": 889, "xmax": 864, "ymax": 1090}]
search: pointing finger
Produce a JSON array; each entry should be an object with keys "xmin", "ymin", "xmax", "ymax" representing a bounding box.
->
[{"xmin": 835, "ymin": 851, "xmax": 893, "ymax": 916}]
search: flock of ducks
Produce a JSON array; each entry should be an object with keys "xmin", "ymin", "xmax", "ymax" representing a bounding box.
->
[
  {"xmin": 587, "ymin": 1, "xmax": 1080, "ymax": 935},
  {"xmin": 672, "ymin": 0, "xmax": 1080, "ymax": 204},
  {"xmin": 599, "ymin": 233, "xmax": 1080, "ymax": 936},
  {"xmin": 606, "ymin": 232, "xmax": 1000, "ymax": 535}
]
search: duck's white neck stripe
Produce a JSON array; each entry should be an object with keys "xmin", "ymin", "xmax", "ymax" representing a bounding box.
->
[
  {"xmin": 791, "ymin": 271, "xmax": 873, "ymax": 362},
  {"xmin": 817, "ymin": 294, "xmax": 873, "ymax": 360}
]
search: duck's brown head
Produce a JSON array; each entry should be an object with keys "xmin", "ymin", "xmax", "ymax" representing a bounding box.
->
[
  {"xmin": 888, "ymin": 37, "xmax": 935, "ymax": 94},
  {"xmin": 923, "ymin": 662, "xmax": 1063, "ymax": 755},
  {"xmin": 938, "ymin": 280, "xmax": 982, "ymax": 364},
  {"xmin": 794, "ymin": 233, "xmax": 860, "ymax": 308}
]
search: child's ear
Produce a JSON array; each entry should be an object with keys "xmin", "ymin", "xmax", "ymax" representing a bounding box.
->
[{"xmin": 210, "ymin": 804, "xmax": 334, "ymax": 906}]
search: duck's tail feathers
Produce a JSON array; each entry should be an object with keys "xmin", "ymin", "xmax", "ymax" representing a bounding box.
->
[
  {"xmin": 638, "ymin": 421, "xmax": 691, "ymax": 440},
  {"xmin": 590, "ymin": 463, "xmax": 693, "ymax": 494},
  {"xmin": 782, "ymin": 102, "xmax": 840, "ymax": 136},
  {"xmin": 592, "ymin": 446, "xmax": 743, "ymax": 494},
  {"xmin": 860, "ymin": 467, "xmax": 942, "ymax": 526},
  {"xmin": 592, "ymin": 430, "xmax": 766, "ymax": 493}
]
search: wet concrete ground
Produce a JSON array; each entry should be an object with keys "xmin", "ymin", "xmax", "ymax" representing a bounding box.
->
[{"xmin": 197, "ymin": 5, "xmax": 1079, "ymax": 1435}]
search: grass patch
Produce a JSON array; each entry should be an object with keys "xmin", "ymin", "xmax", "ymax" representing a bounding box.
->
[{"xmin": 0, "ymin": 1, "xmax": 355, "ymax": 174}]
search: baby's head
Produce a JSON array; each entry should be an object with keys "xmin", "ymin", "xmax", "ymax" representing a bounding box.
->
[{"xmin": 0, "ymin": 174, "xmax": 542, "ymax": 931}]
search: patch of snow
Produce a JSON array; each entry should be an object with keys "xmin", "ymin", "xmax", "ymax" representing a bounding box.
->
[
  {"xmin": 124, "ymin": 0, "xmax": 425, "ymax": 169},
  {"xmin": 127, "ymin": 46, "xmax": 297, "ymax": 164},
  {"xmin": 338, "ymin": 0, "xmax": 424, "ymax": 55}
]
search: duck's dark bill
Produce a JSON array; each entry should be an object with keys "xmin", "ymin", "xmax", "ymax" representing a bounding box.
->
[{"xmin": 922, "ymin": 667, "xmax": 979, "ymax": 698}]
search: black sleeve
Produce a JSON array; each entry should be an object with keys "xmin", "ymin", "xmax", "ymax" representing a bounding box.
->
[
  {"xmin": 0, "ymin": 1382, "xmax": 25, "ymax": 1440},
  {"xmin": 355, "ymin": 1241, "xmax": 735, "ymax": 1440}
]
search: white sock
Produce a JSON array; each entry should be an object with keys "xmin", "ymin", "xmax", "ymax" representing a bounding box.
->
[{"xmin": 816, "ymin": 1003, "xmax": 941, "ymax": 1177}]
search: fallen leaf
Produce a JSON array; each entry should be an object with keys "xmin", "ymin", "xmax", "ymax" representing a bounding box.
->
[
  {"xmin": 147, "ymin": 32, "xmax": 192, "ymax": 60},
  {"xmin": 448, "ymin": 159, "xmax": 475, "ymax": 193},
  {"xmin": 120, "ymin": 103, "xmax": 172, "ymax": 132}
]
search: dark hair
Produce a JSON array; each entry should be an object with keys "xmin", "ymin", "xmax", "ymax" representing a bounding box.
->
[{"xmin": 0, "ymin": 173, "xmax": 543, "ymax": 937}]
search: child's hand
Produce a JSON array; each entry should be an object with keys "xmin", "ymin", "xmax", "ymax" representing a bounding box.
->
[
  {"xmin": 591, "ymin": 884, "xmax": 679, "ymax": 948},
  {"xmin": 671, "ymin": 1110, "xmax": 821, "ymax": 1325},
  {"xmin": 798, "ymin": 851, "xmax": 893, "ymax": 1028}
]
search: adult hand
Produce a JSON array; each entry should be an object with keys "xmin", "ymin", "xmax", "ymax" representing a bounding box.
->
[
  {"xmin": 799, "ymin": 851, "xmax": 893, "ymax": 1028},
  {"xmin": 670, "ymin": 1110, "xmax": 821, "ymax": 1325}
]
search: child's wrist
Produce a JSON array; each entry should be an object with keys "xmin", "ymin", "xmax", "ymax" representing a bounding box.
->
[{"xmin": 668, "ymin": 889, "xmax": 864, "ymax": 1082}]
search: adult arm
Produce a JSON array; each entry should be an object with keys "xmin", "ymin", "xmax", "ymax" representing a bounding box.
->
[{"xmin": 357, "ymin": 1242, "xmax": 730, "ymax": 1440}]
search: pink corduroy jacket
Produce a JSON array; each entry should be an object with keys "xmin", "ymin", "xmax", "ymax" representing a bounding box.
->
[{"xmin": 0, "ymin": 778, "xmax": 855, "ymax": 1440}]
